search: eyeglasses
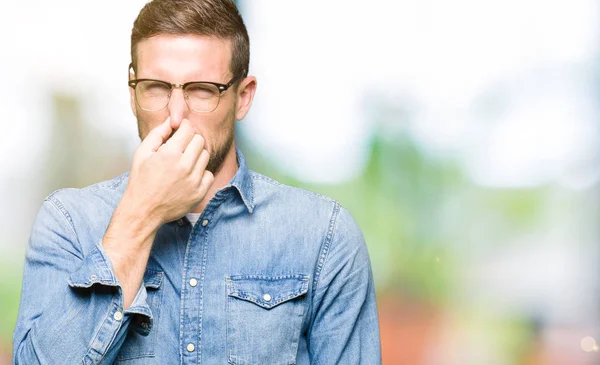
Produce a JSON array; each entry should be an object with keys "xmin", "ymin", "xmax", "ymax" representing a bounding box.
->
[{"xmin": 128, "ymin": 63, "xmax": 241, "ymax": 113}]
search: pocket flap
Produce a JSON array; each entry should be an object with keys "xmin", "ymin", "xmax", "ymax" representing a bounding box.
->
[
  {"xmin": 227, "ymin": 274, "xmax": 309, "ymax": 309},
  {"xmin": 143, "ymin": 268, "xmax": 164, "ymax": 289}
]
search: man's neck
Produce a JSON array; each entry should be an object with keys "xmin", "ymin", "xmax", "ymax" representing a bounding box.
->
[{"xmin": 190, "ymin": 143, "xmax": 239, "ymax": 214}]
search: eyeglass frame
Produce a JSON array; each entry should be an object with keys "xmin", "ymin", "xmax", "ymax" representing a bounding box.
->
[{"xmin": 127, "ymin": 62, "xmax": 242, "ymax": 113}]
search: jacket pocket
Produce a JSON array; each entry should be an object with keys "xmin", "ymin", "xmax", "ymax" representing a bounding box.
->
[
  {"xmin": 226, "ymin": 274, "xmax": 309, "ymax": 365},
  {"xmin": 115, "ymin": 268, "xmax": 164, "ymax": 362}
]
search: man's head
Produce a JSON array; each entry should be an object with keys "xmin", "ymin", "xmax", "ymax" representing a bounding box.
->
[{"xmin": 129, "ymin": 0, "xmax": 256, "ymax": 174}]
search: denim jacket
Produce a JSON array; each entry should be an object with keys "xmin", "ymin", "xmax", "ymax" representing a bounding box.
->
[{"xmin": 13, "ymin": 149, "xmax": 381, "ymax": 365}]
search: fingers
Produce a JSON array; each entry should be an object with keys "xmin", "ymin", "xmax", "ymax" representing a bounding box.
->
[
  {"xmin": 141, "ymin": 117, "xmax": 172, "ymax": 153},
  {"xmin": 195, "ymin": 149, "xmax": 210, "ymax": 174},
  {"xmin": 182, "ymin": 134, "xmax": 205, "ymax": 166},
  {"xmin": 164, "ymin": 119, "xmax": 194, "ymax": 153},
  {"xmin": 192, "ymin": 150, "xmax": 211, "ymax": 198},
  {"xmin": 197, "ymin": 169, "xmax": 214, "ymax": 196},
  {"xmin": 189, "ymin": 168, "xmax": 214, "ymax": 212}
]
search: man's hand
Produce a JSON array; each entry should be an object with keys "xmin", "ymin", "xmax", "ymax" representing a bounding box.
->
[
  {"xmin": 126, "ymin": 117, "xmax": 215, "ymax": 228},
  {"xmin": 102, "ymin": 117, "xmax": 214, "ymax": 309}
]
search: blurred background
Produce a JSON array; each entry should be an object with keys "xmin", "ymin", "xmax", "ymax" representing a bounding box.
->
[{"xmin": 1, "ymin": 1, "xmax": 599, "ymax": 364}]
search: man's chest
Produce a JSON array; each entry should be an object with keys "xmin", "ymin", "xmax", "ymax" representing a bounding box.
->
[{"xmin": 113, "ymin": 221, "xmax": 321, "ymax": 364}]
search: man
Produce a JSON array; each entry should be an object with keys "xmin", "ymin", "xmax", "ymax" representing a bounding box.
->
[{"xmin": 13, "ymin": 1, "xmax": 381, "ymax": 364}]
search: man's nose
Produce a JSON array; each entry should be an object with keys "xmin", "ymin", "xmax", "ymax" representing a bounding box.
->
[{"xmin": 168, "ymin": 88, "xmax": 189, "ymax": 130}]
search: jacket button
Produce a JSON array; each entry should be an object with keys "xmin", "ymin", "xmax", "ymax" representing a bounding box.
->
[
  {"xmin": 263, "ymin": 293, "xmax": 271, "ymax": 302},
  {"xmin": 187, "ymin": 343, "xmax": 195, "ymax": 352}
]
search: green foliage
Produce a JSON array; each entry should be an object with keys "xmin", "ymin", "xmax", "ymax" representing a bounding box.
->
[
  {"xmin": 242, "ymin": 131, "xmax": 547, "ymax": 306},
  {"xmin": 243, "ymin": 135, "xmax": 465, "ymax": 303},
  {"xmin": 0, "ymin": 259, "xmax": 23, "ymax": 348}
]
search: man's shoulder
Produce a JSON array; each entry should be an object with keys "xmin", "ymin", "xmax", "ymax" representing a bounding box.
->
[
  {"xmin": 247, "ymin": 170, "xmax": 361, "ymax": 230},
  {"xmin": 248, "ymin": 170, "xmax": 366, "ymax": 258},
  {"xmin": 248, "ymin": 170, "xmax": 337, "ymax": 208},
  {"xmin": 45, "ymin": 171, "xmax": 129, "ymax": 216}
]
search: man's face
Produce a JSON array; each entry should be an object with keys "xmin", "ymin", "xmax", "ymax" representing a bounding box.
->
[{"xmin": 131, "ymin": 34, "xmax": 243, "ymax": 174}]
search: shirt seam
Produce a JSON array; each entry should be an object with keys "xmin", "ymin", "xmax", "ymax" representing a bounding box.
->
[
  {"xmin": 87, "ymin": 171, "xmax": 129, "ymax": 193},
  {"xmin": 249, "ymin": 171, "xmax": 336, "ymax": 204},
  {"xmin": 311, "ymin": 200, "xmax": 341, "ymax": 299},
  {"xmin": 44, "ymin": 193, "xmax": 86, "ymax": 265},
  {"xmin": 83, "ymin": 301, "xmax": 123, "ymax": 364},
  {"xmin": 45, "ymin": 193, "xmax": 78, "ymax": 239},
  {"xmin": 44, "ymin": 194, "xmax": 122, "ymax": 364}
]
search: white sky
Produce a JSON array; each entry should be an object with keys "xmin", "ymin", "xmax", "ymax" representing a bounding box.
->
[{"xmin": 0, "ymin": 0, "xmax": 598, "ymax": 186}]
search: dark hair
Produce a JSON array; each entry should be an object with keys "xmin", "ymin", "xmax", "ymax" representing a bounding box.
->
[{"xmin": 131, "ymin": 0, "xmax": 249, "ymax": 79}]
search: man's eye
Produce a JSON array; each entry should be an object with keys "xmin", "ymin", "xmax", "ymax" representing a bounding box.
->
[
  {"xmin": 186, "ymin": 84, "xmax": 217, "ymax": 99},
  {"xmin": 140, "ymin": 82, "xmax": 169, "ymax": 94}
]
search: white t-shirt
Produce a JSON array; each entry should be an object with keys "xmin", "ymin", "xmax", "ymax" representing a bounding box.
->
[{"xmin": 185, "ymin": 213, "xmax": 202, "ymax": 226}]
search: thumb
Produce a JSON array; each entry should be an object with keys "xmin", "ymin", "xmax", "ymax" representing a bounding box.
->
[{"xmin": 141, "ymin": 118, "xmax": 172, "ymax": 153}]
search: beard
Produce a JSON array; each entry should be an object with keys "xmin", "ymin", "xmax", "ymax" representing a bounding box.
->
[
  {"xmin": 137, "ymin": 116, "xmax": 236, "ymax": 176},
  {"xmin": 205, "ymin": 124, "xmax": 234, "ymax": 175}
]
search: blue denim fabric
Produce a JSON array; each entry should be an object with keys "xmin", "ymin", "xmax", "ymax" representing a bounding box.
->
[{"xmin": 13, "ymin": 149, "xmax": 381, "ymax": 365}]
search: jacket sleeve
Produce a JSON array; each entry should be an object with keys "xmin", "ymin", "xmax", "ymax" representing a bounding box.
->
[
  {"xmin": 307, "ymin": 205, "xmax": 382, "ymax": 365},
  {"xmin": 12, "ymin": 195, "xmax": 150, "ymax": 365}
]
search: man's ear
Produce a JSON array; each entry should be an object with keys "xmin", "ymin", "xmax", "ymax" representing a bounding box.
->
[{"xmin": 234, "ymin": 76, "xmax": 257, "ymax": 121}]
